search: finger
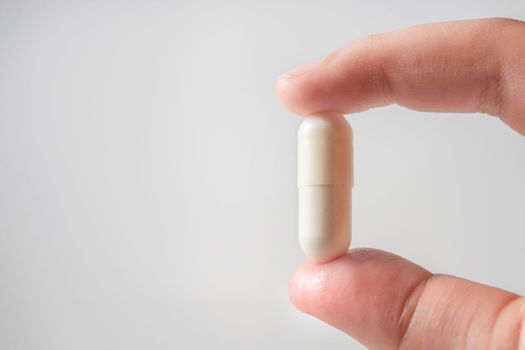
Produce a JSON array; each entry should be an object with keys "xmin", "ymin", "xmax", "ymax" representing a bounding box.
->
[
  {"xmin": 276, "ymin": 18, "xmax": 525, "ymax": 135},
  {"xmin": 289, "ymin": 248, "xmax": 525, "ymax": 349}
]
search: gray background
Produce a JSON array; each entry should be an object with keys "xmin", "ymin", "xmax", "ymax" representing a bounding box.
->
[{"xmin": 1, "ymin": 0, "xmax": 524, "ymax": 349}]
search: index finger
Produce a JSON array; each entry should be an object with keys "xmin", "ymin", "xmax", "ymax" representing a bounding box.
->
[{"xmin": 276, "ymin": 18, "xmax": 525, "ymax": 135}]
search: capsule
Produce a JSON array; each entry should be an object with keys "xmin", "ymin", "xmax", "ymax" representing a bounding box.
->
[{"xmin": 297, "ymin": 115, "xmax": 353, "ymax": 262}]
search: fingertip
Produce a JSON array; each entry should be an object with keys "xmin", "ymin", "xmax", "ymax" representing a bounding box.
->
[
  {"xmin": 276, "ymin": 45, "xmax": 388, "ymax": 117},
  {"xmin": 288, "ymin": 259, "xmax": 331, "ymax": 314},
  {"xmin": 275, "ymin": 74, "xmax": 314, "ymax": 116},
  {"xmin": 287, "ymin": 249, "xmax": 432, "ymax": 348},
  {"xmin": 278, "ymin": 60, "xmax": 322, "ymax": 80},
  {"xmin": 276, "ymin": 58, "xmax": 342, "ymax": 116},
  {"xmin": 288, "ymin": 253, "xmax": 363, "ymax": 326}
]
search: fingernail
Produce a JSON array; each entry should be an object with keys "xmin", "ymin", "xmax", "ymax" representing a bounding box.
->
[{"xmin": 279, "ymin": 60, "xmax": 321, "ymax": 79}]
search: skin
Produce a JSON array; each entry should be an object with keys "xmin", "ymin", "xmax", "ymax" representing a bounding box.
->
[{"xmin": 276, "ymin": 18, "xmax": 525, "ymax": 349}]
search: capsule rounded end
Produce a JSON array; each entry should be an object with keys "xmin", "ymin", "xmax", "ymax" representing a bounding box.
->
[
  {"xmin": 297, "ymin": 114, "xmax": 352, "ymax": 142},
  {"xmin": 298, "ymin": 185, "xmax": 351, "ymax": 263},
  {"xmin": 299, "ymin": 232, "xmax": 351, "ymax": 263},
  {"xmin": 297, "ymin": 115, "xmax": 353, "ymax": 187}
]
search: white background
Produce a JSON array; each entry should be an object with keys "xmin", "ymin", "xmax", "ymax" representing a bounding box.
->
[{"xmin": 1, "ymin": 1, "xmax": 524, "ymax": 349}]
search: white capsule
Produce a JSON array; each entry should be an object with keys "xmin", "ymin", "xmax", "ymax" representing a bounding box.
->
[{"xmin": 297, "ymin": 115, "xmax": 353, "ymax": 262}]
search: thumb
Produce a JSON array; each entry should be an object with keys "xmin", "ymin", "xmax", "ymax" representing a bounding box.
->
[{"xmin": 289, "ymin": 248, "xmax": 525, "ymax": 349}]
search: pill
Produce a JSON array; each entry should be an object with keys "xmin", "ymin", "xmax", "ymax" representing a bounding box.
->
[{"xmin": 297, "ymin": 114, "xmax": 353, "ymax": 262}]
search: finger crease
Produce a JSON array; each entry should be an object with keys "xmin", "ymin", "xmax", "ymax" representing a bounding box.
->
[
  {"xmin": 489, "ymin": 295, "xmax": 525, "ymax": 349},
  {"xmin": 397, "ymin": 273, "xmax": 434, "ymax": 348}
]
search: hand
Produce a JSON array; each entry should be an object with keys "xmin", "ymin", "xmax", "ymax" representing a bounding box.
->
[{"xmin": 276, "ymin": 18, "xmax": 525, "ymax": 349}]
